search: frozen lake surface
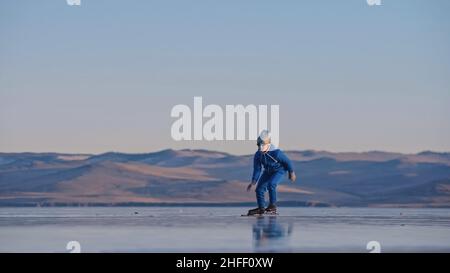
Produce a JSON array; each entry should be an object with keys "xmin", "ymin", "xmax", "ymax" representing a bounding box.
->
[{"xmin": 0, "ymin": 207, "xmax": 449, "ymax": 253}]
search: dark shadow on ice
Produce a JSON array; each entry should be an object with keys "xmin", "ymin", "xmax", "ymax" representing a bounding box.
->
[{"xmin": 252, "ymin": 216, "xmax": 294, "ymax": 252}]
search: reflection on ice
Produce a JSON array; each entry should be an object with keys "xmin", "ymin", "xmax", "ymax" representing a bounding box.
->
[{"xmin": 252, "ymin": 216, "xmax": 294, "ymax": 252}]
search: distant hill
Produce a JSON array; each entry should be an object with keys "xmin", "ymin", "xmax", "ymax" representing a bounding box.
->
[{"xmin": 1, "ymin": 149, "xmax": 450, "ymax": 207}]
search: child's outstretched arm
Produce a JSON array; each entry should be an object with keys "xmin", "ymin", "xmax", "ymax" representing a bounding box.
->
[
  {"xmin": 247, "ymin": 152, "xmax": 262, "ymax": 191},
  {"xmin": 278, "ymin": 151, "xmax": 297, "ymax": 182}
]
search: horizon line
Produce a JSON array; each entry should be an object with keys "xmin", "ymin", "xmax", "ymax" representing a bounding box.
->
[{"xmin": 1, "ymin": 148, "xmax": 449, "ymax": 157}]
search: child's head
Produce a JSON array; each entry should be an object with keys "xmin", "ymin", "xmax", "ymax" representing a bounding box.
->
[{"xmin": 257, "ymin": 130, "xmax": 271, "ymax": 150}]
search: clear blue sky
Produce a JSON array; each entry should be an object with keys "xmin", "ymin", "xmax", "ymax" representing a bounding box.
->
[{"xmin": 1, "ymin": 0, "xmax": 449, "ymax": 155}]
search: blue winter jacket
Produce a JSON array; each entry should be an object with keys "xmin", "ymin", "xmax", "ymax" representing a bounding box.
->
[{"xmin": 251, "ymin": 144, "xmax": 294, "ymax": 182}]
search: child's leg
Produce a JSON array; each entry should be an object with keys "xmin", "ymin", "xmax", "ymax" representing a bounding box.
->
[
  {"xmin": 255, "ymin": 172, "xmax": 270, "ymax": 208},
  {"xmin": 267, "ymin": 171, "xmax": 285, "ymax": 205}
]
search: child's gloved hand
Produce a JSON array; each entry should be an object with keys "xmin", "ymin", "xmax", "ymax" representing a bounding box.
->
[
  {"xmin": 288, "ymin": 171, "xmax": 297, "ymax": 182},
  {"xmin": 247, "ymin": 180, "xmax": 257, "ymax": 192}
]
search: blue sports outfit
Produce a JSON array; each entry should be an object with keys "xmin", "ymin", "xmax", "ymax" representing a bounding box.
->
[{"xmin": 251, "ymin": 144, "xmax": 294, "ymax": 208}]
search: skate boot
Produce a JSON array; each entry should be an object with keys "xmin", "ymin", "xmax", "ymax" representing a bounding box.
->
[
  {"xmin": 265, "ymin": 203, "xmax": 277, "ymax": 214},
  {"xmin": 247, "ymin": 207, "xmax": 265, "ymax": 216}
]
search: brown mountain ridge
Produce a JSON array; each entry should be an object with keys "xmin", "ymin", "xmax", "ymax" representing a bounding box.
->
[{"xmin": 1, "ymin": 149, "xmax": 450, "ymax": 207}]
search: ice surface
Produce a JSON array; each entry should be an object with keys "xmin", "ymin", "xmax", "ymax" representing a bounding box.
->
[{"xmin": 0, "ymin": 207, "xmax": 449, "ymax": 252}]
